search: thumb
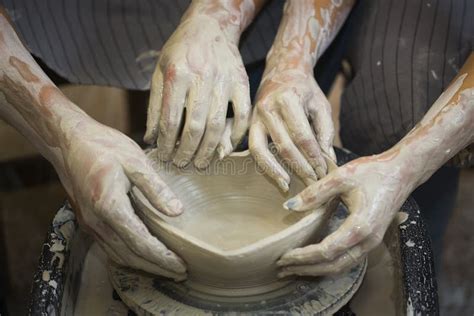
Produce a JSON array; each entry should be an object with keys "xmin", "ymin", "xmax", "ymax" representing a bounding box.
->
[{"xmin": 284, "ymin": 174, "xmax": 347, "ymax": 212}]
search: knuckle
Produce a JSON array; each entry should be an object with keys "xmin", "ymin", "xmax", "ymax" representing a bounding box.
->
[
  {"xmin": 371, "ymin": 231, "xmax": 384, "ymax": 245},
  {"xmin": 160, "ymin": 118, "xmax": 178, "ymax": 133},
  {"xmin": 277, "ymin": 142, "xmax": 293, "ymax": 158},
  {"xmin": 187, "ymin": 120, "xmax": 204, "ymax": 136},
  {"xmin": 321, "ymin": 249, "xmax": 336, "ymax": 261},
  {"xmin": 294, "ymin": 135, "xmax": 316, "ymax": 149},
  {"xmin": 256, "ymin": 99, "xmax": 272, "ymax": 112},
  {"xmin": 207, "ymin": 118, "xmax": 224, "ymax": 133},
  {"xmin": 356, "ymin": 223, "xmax": 373, "ymax": 240}
]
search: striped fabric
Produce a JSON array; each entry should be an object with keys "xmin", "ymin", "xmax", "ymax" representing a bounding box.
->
[
  {"xmin": 0, "ymin": 0, "xmax": 284, "ymax": 90},
  {"xmin": 2, "ymin": 0, "xmax": 472, "ymax": 164},
  {"xmin": 340, "ymin": 0, "xmax": 473, "ymax": 156}
]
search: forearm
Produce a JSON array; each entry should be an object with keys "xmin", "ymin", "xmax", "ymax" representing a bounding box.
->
[
  {"xmin": 265, "ymin": 0, "xmax": 354, "ymax": 73},
  {"xmin": 182, "ymin": 0, "xmax": 267, "ymax": 43},
  {"xmin": 389, "ymin": 53, "xmax": 474, "ymax": 190},
  {"xmin": 0, "ymin": 11, "xmax": 90, "ymax": 168}
]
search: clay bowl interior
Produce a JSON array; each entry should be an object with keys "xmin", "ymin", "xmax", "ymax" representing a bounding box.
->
[{"xmin": 132, "ymin": 150, "xmax": 329, "ymax": 297}]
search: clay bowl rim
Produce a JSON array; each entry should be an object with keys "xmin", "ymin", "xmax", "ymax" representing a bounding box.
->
[{"xmin": 132, "ymin": 150, "xmax": 325, "ymax": 259}]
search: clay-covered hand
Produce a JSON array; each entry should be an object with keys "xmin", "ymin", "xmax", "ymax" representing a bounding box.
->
[
  {"xmin": 0, "ymin": 10, "xmax": 186, "ymax": 280},
  {"xmin": 277, "ymin": 54, "xmax": 474, "ymax": 276},
  {"xmin": 250, "ymin": 68, "xmax": 335, "ymax": 191},
  {"xmin": 144, "ymin": 12, "xmax": 251, "ymax": 169},
  {"xmin": 61, "ymin": 119, "xmax": 187, "ymax": 281},
  {"xmin": 248, "ymin": 0, "xmax": 355, "ymax": 191},
  {"xmin": 277, "ymin": 151, "xmax": 412, "ymax": 277}
]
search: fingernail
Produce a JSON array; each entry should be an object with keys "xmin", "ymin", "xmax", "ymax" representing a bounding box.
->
[
  {"xmin": 194, "ymin": 159, "xmax": 209, "ymax": 170},
  {"xmin": 278, "ymin": 178, "xmax": 289, "ymax": 192},
  {"xmin": 277, "ymin": 272, "xmax": 290, "ymax": 279},
  {"xmin": 217, "ymin": 146, "xmax": 225, "ymax": 160},
  {"xmin": 167, "ymin": 199, "xmax": 183, "ymax": 216},
  {"xmin": 173, "ymin": 273, "xmax": 187, "ymax": 282},
  {"xmin": 283, "ymin": 196, "xmax": 302, "ymax": 211},
  {"xmin": 173, "ymin": 158, "xmax": 190, "ymax": 168}
]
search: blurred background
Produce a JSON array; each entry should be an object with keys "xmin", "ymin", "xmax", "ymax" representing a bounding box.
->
[{"xmin": 0, "ymin": 74, "xmax": 472, "ymax": 315}]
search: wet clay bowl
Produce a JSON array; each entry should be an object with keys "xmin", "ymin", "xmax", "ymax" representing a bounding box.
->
[{"xmin": 131, "ymin": 150, "xmax": 330, "ymax": 297}]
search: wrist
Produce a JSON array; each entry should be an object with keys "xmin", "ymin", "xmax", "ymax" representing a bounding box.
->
[
  {"xmin": 39, "ymin": 87, "xmax": 94, "ymax": 151},
  {"xmin": 184, "ymin": 0, "xmax": 257, "ymax": 43},
  {"xmin": 265, "ymin": 50, "xmax": 314, "ymax": 75}
]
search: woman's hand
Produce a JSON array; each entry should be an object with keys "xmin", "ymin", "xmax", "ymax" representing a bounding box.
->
[
  {"xmin": 248, "ymin": 0, "xmax": 354, "ymax": 190},
  {"xmin": 277, "ymin": 151, "xmax": 413, "ymax": 277},
  {"xmin": 250, "ymin": 68, "xmax": 335, "ymax": 190},
  {"xmin": 61, "ymin": 119, "xmax": 187, "ymax": 280},
  {"xmin": 278, "ymin": 55, "xmax": 474, "ymax": 276},
  {"xmin": 144, "ymin": 7, "xmax": 254, "ymax": 169}
]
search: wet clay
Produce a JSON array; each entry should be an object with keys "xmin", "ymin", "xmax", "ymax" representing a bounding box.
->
[
  {"xmin": 133, "ymin": 150, "xmax": 330, "ymax": 294},
  {"xmin": 146, "ymin": 154, "xmax": 308, "ymax": 251}
]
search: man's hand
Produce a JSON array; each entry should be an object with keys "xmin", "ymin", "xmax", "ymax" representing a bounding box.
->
[
  {"xmin": 61, "ymin": 119, "xmax": 186, "ymax": 280},
  {"xmin": 0, "ymin": 11, "xmax": 186, "ymax": 280},
  {"xmin": 144, "ymin": 1, "xmax": 266, "ymax": 168},
  {"xmin": 250, "ymin": 69, "xmax": 335, "ymax": 190},
  {"xmin": 278, "ymin": 54, "xmax": 474, "ymax": 276}
]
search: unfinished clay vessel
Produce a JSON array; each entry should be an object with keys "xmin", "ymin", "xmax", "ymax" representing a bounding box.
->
[{"xmin": 132, "ymin": 150, "xmax": 330, "ymax": 297}]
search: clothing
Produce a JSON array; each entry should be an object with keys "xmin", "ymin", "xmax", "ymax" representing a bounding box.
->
[
  {"xmin": 0, "ymin": 0, "xmax": 284, "ymax": 90},
  {"xmin": 332, "ymin": 0, "xmax": 471, "ymax": 268},
  {"xmin": 3, "ymin": 0, "xmax": 470, "ymax": 270},
  {"xmin": 339, "ymin": 0, "xmax": 473, "ymax": 156},
  {"xmin": 246, "ymin": 0, "xmax": 471, "ymax": 268}
]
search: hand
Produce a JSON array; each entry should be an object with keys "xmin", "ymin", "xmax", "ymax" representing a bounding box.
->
[
  {"xmin": 60, "ymin": 119, "xmax": 187, "ymax": 280},
  {"xmin": 277, "ymin": 150, "xmax": 413, "ymax": 277},
  {"xmin": 144, "ymin": 14, "xmax": 251, "ymax": 169},
  {"xmin": 0, "ymin": 10, "xmax": 186, "ymax": 280},
  {"xmin": 250, "ymin": 68, "xmax": 336, "ymax": 191}
]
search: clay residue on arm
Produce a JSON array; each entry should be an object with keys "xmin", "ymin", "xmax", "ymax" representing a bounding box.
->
[
  {"xmin": 265, "ymin": 0, "xmax": 354, "ymax": 74},
  {"xmin": 183, "ymin": 0, "xmax": 267, "ymax": 43},
  {"xmin": 381, "ymin": 53, "xmax": 474, "ymax": 188},
  {"xmin": 0, "ymin": 12, "xmax": 88, "ymax": 156}
]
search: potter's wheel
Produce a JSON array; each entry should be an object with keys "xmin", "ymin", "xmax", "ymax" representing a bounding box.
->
[
  {"xmin": 109, "ymin": 204, "xmax": 368, "ymax": 315},
  {"xmin": 109, "ymin": 260, "xmax": 366, "ymax": 315}
]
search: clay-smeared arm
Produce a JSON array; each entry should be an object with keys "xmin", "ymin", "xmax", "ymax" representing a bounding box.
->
[
  {"xmin": 0, "ymin": 11, "xmax": 186, "ymax": 280},
  {"xmin": 278, "ymin": 53, "xmax": 474, "ymax": 277},
  {"xmin": 250, "ymin": 0, "xmax": 355, "ymax": 191},
  {"xmin": 145, "ymin": 0, "xmax": 266, "ymax": 168}
]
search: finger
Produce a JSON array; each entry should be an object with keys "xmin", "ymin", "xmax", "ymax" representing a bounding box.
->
[
  {"xmin": 156, "ymin": 68, "xmax": 188, "ymax": 161},
  {"xmin": 308, "ymin": 96, "xmax": 336, "ymax": 162},
  {"xmin": 123, "ymin": 160, "xmax": 183, "ymax": 216},
  {"xmin": 249, "ymin": 118, "xmax": 290, "ymax": 191},
  {"xmin": 144, "ymin": 67, "xmax": 164, "ymax": 144},
  {"xmin": 278, "ymin": 210, "xmax": 372, "ymax": 266},
  {"xmin": 173, "ymin": 83, "xmax": 211, "ymax": 167},
  {"xmin": 279, "ymin": 101, "xmax": 327, "ymax": 178},
  {"xmin": 278, "ymin": 243, "xmax": 367, "ymax": 278},
  {"xmin": 259, "ymin": 109, "xmax": 317, "ymax": 184},
  {"xmin": 283, "ymin": 171, "xmax": 347, "ymax": 211},
  {"xmin": 194, "ymin": 88, "xmax": 228, "ymax": 168},
  {"xmin": 229, "ymin": 83, "xmax": 251, "ymax": 147},
  {"xmin": 99, "ymin": 234, "xmax": 186, "ymax": 281},
  {"xmin": 216, "ymin": 118, "xmax": 233, "ymax": 160},
  {"xmin": 98, "ymin": 187, "xmax": 186, "ymax": 275}
]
